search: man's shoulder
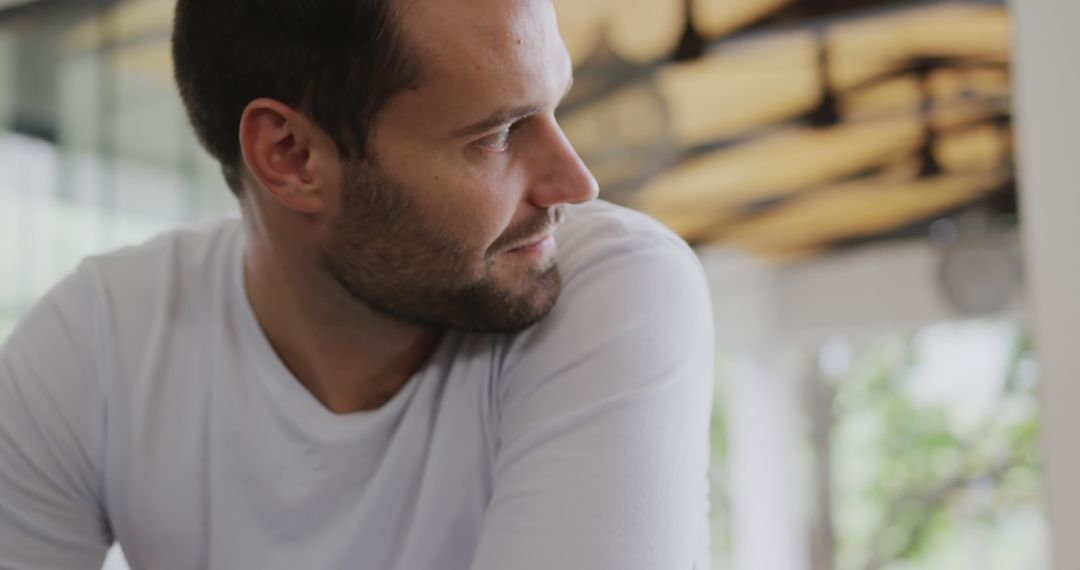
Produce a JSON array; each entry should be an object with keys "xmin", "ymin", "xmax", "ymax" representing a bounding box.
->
[
  {"xmin": 498, "ymin": 199, "xmax": 712, "ymax": 379},
  {"xmin": 88, "ymin": 216, "xmax": 241, "ymax": 273},
  {"xmin": 492, "ymin": 200, "xmax": 714, "ymax": 449},
  {"xmin": 81, "ymin": 216, "xmax": 241, "ymax": 293},
  {"xmin": 559, "ymin": 199, "xmax": 689, "ymax": 249},
  {"xmin": 556, "ymin": 199, "xmax": 696, "ymax": 277},
  {"xmin": 63, "ymin": 216, "xmax": 242, "ymax": 336}
]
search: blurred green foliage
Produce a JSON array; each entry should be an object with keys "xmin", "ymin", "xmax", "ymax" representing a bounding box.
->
[
  {"xmin": 710, "ymin": 350, "xmax": 731, "ymax": 561},
  {"xmin": 832, "ymin": 327, "xmax": 1042, "ymax": 570}
]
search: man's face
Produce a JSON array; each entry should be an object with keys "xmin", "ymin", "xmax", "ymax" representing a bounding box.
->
[{"xmin": 320, "ymin": 0, "xmax": 598, "ymax": 333}]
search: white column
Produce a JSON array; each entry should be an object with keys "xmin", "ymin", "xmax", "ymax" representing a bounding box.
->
[
  {"xmin": 725, "ymin": 343, "xmax": 808, "ymax": 570},
  {"xmin": 700, "ymin": 249, "xmax": 811, "ymax": 570},
  {"xmin": 1012, "ymin": 1, "xmax": 1080, "ymax": 568}
]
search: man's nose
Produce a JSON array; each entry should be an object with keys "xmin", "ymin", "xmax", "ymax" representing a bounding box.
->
[{"xmin": 524, "ymin": 116, "xmax": 600, "ymax": 209}]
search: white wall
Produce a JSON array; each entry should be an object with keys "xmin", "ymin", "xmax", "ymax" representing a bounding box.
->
[
  {"xmin": 1012, "ymin": 0, "xmax": 1080, "ymax": 568},
  {"xmin": 775, "ymin": 237, "xmax": 1024, "ymax": 345}
]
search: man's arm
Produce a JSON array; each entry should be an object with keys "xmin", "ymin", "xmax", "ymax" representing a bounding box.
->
[
  {"xmin": 0, "ymin": 265, "xmax": 111, "ymax": 569},
  {"xmin": 471, "ymin": 223, "xmax": 714, "ymax": 570}
]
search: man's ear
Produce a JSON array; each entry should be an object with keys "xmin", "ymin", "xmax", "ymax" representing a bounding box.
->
[{"xmin": 238, "ymin": 98, "xmax": 340, "ymax": 214}]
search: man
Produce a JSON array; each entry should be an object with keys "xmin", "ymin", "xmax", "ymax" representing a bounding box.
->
[{"xmin": 0, "ymin": 0, "xmax": 714, "ymax": 568}]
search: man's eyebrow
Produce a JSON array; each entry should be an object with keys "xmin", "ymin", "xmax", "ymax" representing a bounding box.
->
[
  {"xmin": 450, "ymin": 76, "xmax": 576, "ymax": 139},
  {"xmin": 451, "ymin": 105, "xmax": 541, "ymax": 139}
]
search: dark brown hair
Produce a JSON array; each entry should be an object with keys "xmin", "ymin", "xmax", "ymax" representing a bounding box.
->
[{"xmin": 171, "ymin": 0, "xmax": 423, "ymax": 195}]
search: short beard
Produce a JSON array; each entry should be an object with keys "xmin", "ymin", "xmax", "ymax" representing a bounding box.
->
[{"xmin": 319, "ymin": 158, "xmax": 563, "ymax": 333}]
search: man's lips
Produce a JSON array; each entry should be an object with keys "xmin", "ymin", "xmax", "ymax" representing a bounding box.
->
[{"xmin": 506, "ymin": 231, "xmax": 556, "ymax": 254}]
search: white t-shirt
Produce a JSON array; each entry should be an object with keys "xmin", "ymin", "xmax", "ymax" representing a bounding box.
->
[{"xmin": 0, "ymin": 200, "xmax": 714, "ymax": 570}]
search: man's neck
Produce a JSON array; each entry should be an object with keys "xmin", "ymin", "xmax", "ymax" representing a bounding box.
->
[{"xmin": 242, "ymin": 239, "xmax": 441, "ymax": 415}]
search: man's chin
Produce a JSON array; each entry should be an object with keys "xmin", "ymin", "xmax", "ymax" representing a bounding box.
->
[
  {"xmin": 325, "ymin": 254, "xmax": 563, "ymax": 334},
  {"xmin": 470, "ymin": 265, "xmax": 562, "ymax": 333}
]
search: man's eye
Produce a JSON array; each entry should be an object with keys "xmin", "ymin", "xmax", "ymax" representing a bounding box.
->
[{"xmin": 479, "ymin": 122, "xmax": 521, "ymax": 152}]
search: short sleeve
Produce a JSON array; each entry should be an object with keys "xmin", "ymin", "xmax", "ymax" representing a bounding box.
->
[
  {"xmin": 0, "ymin": 264, "xmax": 111, "ymax": 569},
  {"xmin": 470, "ymin": 210, "xmax": 715, "ymax": 570}
]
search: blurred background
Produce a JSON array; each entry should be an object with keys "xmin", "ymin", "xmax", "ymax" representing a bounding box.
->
[{"xmin": 0, "ymin": 0, "xmax": 1070, "ymax": 569}]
